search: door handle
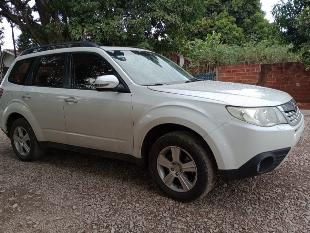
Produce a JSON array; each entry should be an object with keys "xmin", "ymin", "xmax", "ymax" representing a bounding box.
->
[
  {"xmin": 64, "ymin": 97, "xmax": 78, "ymax": 104},
  {"xmin": 22, "ymin": 94, "xmax": 31, "ymax": 100}
]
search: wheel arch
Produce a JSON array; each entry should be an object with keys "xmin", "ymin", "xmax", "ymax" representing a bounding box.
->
[
  {"xmin": 2, "ymin": 102, "xmax": 45, "ymax": 141},
  {"xmin": 6, "ymin": 113, "xmax": 26, "ymax": 135},
  {"xmin": 140, "ymin": 123, "xmax": 218, "ymax": 170}
]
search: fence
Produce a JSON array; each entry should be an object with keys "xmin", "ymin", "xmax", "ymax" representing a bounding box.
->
[{"xmin": 217, "ymin": 62, "xmax": 310, "ymax": 105}]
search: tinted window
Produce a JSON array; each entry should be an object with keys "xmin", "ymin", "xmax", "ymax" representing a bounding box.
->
[
  {"xmin": 32, "ymin": 54, "xmax": 65, "ymax": 88},
  {"xmin": 72, "ymin": 53, "xmax": 116, "ymax": 90},
  {"xmin": 8, "ymin": 59, "xmax": 33, "ymax": 85}
]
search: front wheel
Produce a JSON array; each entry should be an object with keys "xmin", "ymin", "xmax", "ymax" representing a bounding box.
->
[{"xmin": 149, "ymin": 131, "xmax": 216, "ymax": 202}]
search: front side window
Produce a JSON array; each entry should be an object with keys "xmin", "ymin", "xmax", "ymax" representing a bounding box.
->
[
  {"xmin": 8, "ymin": 59, "xmax": 33, "ymax": 85},
  {"xmin": 32, "ymin": 54, "xmax": 65, "ymax": 88},
  {"xmin": 71, "ymin": 53, "xmax": 116, "ymax": 90}
]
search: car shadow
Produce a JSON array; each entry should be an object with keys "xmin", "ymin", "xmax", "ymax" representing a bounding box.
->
[
  {"xmin": 39, "ymin": 148, "xmax": 149, "ymax": 179},
  {"xmin": 1, "ymin": 143, "xmax": 305, "ymax": 208},
  {"xmin": 38, "ymin": 149, "xmax": 278, "ymax": 201}
]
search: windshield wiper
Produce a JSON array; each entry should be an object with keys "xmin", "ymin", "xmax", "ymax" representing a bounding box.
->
[
  {"xmin": 147, "ymin": 83, "xmax": 165, "ymax": 86},
  {"xmin": 185, "ymin": 77, "xmax": 209, "ymax": 83}
]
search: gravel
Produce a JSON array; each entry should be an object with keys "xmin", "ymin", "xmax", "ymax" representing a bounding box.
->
[{"xmin": 0, "ymin": 112, "xmax": 309, "ymax": 233}]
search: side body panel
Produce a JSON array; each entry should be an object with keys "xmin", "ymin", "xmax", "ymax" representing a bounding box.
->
[
  {"xmin": 63, "ymin": 89, "xmax": 133, "ymax": 154},
  {"xmin": 19, "ymin": 85, "xmax": 68, "ymax": 143},
  {"xmin": 131, "ymin": 86, "xmax": 226, "ymax": 164}
]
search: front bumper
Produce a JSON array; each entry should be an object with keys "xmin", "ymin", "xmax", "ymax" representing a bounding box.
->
[
  {"xmin": 220, "ymin": 147, "xmax": 291, "ymax": 179},
  {"xmin": 208, "ymin": 113, "xmax": 304, "ymax": 173}
]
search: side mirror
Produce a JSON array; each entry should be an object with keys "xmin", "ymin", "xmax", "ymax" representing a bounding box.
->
[{"xmin": 95, "ymin": 75, "xmax": 119, "ymax": 90}]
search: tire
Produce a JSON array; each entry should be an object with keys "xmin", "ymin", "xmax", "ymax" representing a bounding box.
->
[
  {"xmin": 9, "ymin": 118, "xmax": 44, "ymax": 161},
  {"xmin": 149, "ymin": 131, "xmax": 216, "ymax": 202}
]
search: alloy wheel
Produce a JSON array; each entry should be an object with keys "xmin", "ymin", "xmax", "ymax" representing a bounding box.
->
[
  {"xmin": 13, "ymin": 126, "xmax": 31, "ymax": 156},
  {"xmin": 157, "ymin": 146, "xmax": 198, "ymax": 192}
]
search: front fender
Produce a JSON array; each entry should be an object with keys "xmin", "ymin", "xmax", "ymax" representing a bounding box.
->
[
  {"xmin": 1, "ymin": 100, "xmax": 45, "ymax": 141},
  {"xmin": 133, "ymin": 103, "xmax": 224, "ymax": 166}
]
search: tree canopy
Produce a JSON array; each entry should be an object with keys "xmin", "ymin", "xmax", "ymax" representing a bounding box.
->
[
  {"xmin": 0, "ymin": 0, "xmax": 71, "ymax": 47},
  {"xmin": 190, "ymin": 0, "xmax": 277, "ymax": 44},
  {"xmin": 0, "ymin": 0, "xmax": 277, "ymax": 52},
  {"xmin": 273, "ymin": 0, "xmax": 310, "ymax": 65}
]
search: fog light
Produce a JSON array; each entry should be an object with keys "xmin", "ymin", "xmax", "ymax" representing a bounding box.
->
[{"xmin": 257, "ymin": 157, "xmax": 274, "ymax": 173}]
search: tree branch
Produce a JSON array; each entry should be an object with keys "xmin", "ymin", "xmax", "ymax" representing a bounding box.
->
[{"xmin": 0, "ymin": 1, "xmax": 48, "ymax": 44}]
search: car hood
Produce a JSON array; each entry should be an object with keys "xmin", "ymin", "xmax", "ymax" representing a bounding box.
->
[{"xmin": 147, "ymin": 81, "xmax": 292, "ymax": 107}]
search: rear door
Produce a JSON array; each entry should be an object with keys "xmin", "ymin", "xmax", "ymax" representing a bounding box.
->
[{"xmin": 22, "ymin": 53, "xmax": 68, "ymax": 143}]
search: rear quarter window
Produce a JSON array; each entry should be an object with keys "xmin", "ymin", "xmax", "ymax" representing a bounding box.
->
[{"xmin": 8, "ymin": 59, "xmax": 33, "ymax": 85}]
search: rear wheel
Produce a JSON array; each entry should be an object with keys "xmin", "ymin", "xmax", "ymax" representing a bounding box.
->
[
  {"xmin": 9, "ymin": 118, "xmax": 44, "ymax": 161},
  {"xmin": 149, "ymin": 131, "xmax": 216, "ymax": 202}
]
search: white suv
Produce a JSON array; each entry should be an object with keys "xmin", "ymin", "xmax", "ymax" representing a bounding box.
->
[{"xmin": 0, "ymin": 42, "xmax": 304, "ymax": 201}]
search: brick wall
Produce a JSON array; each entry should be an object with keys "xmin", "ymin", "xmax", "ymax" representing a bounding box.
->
[
  {"xmin": 217, "ymin": 64, "xmax": 261, "ymax": 85},
  {"xmin": 217, "ymin": 62, "xmax": 310, "ymax": 106}
]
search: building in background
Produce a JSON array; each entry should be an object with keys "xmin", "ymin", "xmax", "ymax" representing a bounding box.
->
[{"xmin": 0, "ymin": 49, "xmax": 16, "ymax": 80}]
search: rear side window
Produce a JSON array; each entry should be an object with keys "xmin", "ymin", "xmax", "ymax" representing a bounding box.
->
[
  {"xmin": 71, "ymin": 53, "xmax": 116, "ymax": 90},
  {"xmin": 32, "ymin": 54, "xmax": 65, "ymax": 88},
  {"xmin": 8, "ymin": 59, "xmax": 33, "ymax": 85}
]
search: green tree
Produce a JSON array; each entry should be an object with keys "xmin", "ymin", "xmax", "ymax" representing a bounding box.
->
[
  {"xmin": 273, "ymin": 0, "xmax": 310, "ymax": 65},
  {"xmin": 0, "ymin": 1, "xmax": 71, "ymax": 44},
  {"xmin": 0, "ymin": 0, "xmax": 277, "ymax": 53},
  {"xmin": 189, "ymin": 0, "xmax": 276, "ymax": 44},
  {"xmin": 190, "ymin": 11, "xmax": 245, "ymax": 44},
  {"xmin": 0, "ymin": 0, "xmax": 205, "ymax": 52},
  {"xmin": 226, "ymin": 0, "xmax": 273, "ymax": 41},
  {"xmin": 17, "ymin": 31, "xmax": 38, "ymax": 51},
  {"xmin": 274, "ymin": 0, "xmax": 306, "ymax": 49},
  {"xmin": 68, "ymin": 0, "xmax": 205, "ymax": 52}
]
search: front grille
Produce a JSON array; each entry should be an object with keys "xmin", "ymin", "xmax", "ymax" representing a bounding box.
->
[{"xmin": 278, "ymin": 99, "xmax": 302, "ymax": 126}]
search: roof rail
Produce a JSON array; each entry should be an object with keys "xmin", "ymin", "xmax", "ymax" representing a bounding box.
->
[{"xmin": 20, "ymin": 41, "xmax": 100, "ymax": 56}]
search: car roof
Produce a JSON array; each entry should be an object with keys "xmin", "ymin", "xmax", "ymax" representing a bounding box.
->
[
  {"xmin": 17, "ymin": 45, "xmax": 150, "ymax": 61},
  {"xmin": 100, "ymin": 46, "xmax": 148, "ymax": 51}
]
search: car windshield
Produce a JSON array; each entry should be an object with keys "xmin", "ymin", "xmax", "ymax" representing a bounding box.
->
[{"xmin": 106, "ymin": 50, "xmax": 194, "ymax": 86}]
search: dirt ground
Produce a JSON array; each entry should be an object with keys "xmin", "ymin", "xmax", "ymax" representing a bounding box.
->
[{"xmin": 0, "ymin": 112, "xmax": 309, "ymax": 233}]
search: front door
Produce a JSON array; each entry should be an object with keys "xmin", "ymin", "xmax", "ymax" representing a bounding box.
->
[{"xmin": 63, "ymin": 52, "xmax": 133, "ymax": 154}]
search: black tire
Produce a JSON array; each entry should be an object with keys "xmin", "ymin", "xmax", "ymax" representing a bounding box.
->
[
  {"xmin": 149, "ymin": 131, "xmax": 216, "ymax": 202},
  {"xmin": 9, "ymin": 118, "xmax": 44, "ymax": 161}
]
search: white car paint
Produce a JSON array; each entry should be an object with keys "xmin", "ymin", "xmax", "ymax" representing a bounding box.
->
[
  {"xmin": 148, "ymin": 81, "xmax": 293, "ymax": 107},
  {"xmin": 0, "ymin": 46, "xmax": 305, "ymax": 173}
]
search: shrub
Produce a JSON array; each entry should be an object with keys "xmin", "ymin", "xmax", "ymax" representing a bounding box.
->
[{"xmin": 181, "ymin": 34, "xmax": 300, "ymax": 68}]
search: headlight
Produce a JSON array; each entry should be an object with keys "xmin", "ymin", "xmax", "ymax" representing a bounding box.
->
[{"xmin": 226, "ymin": 106, "xmax": 287, "ymax": 127}]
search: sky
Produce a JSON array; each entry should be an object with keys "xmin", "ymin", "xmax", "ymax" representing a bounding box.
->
[
  {"xmin": 0, "ymin": 0, "xmax": 280, "ymax": 50},
  {"xmin": 261, "ymin": 0, "xmax": 280, "ymax": 22}
]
